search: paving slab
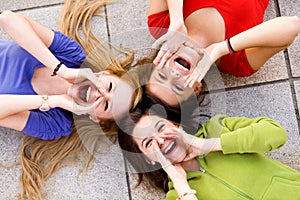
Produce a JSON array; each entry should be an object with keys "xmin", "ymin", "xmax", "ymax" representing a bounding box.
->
[
  {"xmin": 0, "ymin": 5, "xmax": 108, "ymax": 42},
  {"xmin": 0, "ymin": 127, "xmax": 129, "ymax": 200},
  {"xmin": 106, "ymin": 0, "xmax": 154, "ymax": 63},
  {"xmin": 128, "ymin": 172, "xmax": 165, "ymax": 200},
  {"xmin": 220, "ymin": 81, "xmax": 300, "ymax": 171},
  {"xmin": 0, "ymin": 6, "xmax": 61, "ymax": 40},
  {"xmin": 279, "ymin": 0, "xmax": 300, "ymax": 77},
  {"xmin": 221, "ymin": 0, "xmax": 288, "ymax": 88},
  {"xmin": 43, "ymin": 144, "xmax": 129, "ymax": 200},
  {"xmin": 0, "ymin": 128, "xmax": 22, "ymax": 200},
  {"xmin": 1, "ymin": 0, "xmax": 62, "ymax": 11}
]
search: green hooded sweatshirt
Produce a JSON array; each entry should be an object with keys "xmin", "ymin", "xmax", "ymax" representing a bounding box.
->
[{"xmin": 166, "ymin": 114, "xmax": 300, "ymax": 200}]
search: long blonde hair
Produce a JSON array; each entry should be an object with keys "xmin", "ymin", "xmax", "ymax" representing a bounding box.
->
[{"xmin": 18, "ymin": 0, "xmax": 141, "ymax": 199}]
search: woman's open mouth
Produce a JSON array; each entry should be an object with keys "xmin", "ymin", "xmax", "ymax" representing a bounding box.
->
[
  {"xmin": 174, "ymin": 57, "xmax": 191, "ymax": 72},
  {"xmin": 162, "ymin": 140, "xmax": 177, "ymax": 155},
  {"xmin": 78, "ymin": 85, "xmax": 92, "ymax": 103}
]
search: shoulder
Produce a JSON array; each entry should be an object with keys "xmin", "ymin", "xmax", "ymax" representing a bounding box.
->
[{"xmin": 48, "ymin": 31, "xmax": 86, "ymax": 68}]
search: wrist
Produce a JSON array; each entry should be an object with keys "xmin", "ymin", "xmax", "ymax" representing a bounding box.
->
[
  {"xmin": 39, "ymin": 95, "xmax": 50, "ymax": 111},
  {"xmin": 54, "ymin": 63, "xmax": 69, "ymax": 77},
  {"xmin": 169, "ymin": 21, "xmax": 185, "ymax": 31},
  {"xmin": 176, "ymin": 189, "xmax": 197, "ymax": 200},
  {"xmin": 48, "ymin": 95, "xmax": 68, "ymax": 109},
  {"xmin": 219, "ymin": 40, "xmax": 230, "ymax": 56},
  {"xmin": 173, "ymin": 180, "xmax": 191, "ymax": 194}
]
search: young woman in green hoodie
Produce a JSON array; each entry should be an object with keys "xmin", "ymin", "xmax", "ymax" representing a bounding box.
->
[{"xmin": 118, "ymin": 109, "xmax": 300, "ymax": 200}]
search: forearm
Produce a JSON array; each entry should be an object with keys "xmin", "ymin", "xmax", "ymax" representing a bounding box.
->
[
  {"xmin": 205, "ymin": 16, "xmax": 300, "ymax": 64},
  {"xmin": 166, "ymin": 0, "xmax": 184, "ymax": 27},
  {"xmin": 220, "ymin": 117, "xmax": 287, "ymax": 154},
  {"xmin": 0, "ymin": 95, "xmax": 69, "ymax": 119},
  {"xmin": 229, "ymin": 16, "xmax": 300, "ymax": 52},
  {"xmin": 0, "ymin": 95, "xmax": 44, "ymax": 119},
  {"xmin": 0, "ymin": 11, "xmax": 62, "ymax": 71},
  {"xmin": 172, "ymin": 180, "xmax": 197, "ymax": 200}
]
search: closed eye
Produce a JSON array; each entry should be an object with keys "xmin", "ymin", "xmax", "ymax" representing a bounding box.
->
[
  {"xmin": 157, "ymin": 124, "xmax": 165, "ymax": 133},
  {"xmin": 174, "ymin": 84, "xmax": 183, "ymax": 92},
  {"xmin": 104, "ymin": 101, "xmax": 109, "ymax": 111},
  {"xmin": 145, "ymin": 138, "xmax": 153, "ymax": 148},
  {"xmin": 108, "ymin": 82, "xmax": 113, "ymax": 92},
  {"xmin": 158, "ymin": 72, "xmax": 167, "ymax": 80}
]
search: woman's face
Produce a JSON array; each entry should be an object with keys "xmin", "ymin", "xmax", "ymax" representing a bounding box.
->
[
  {"xmin": 132, "ymin": 115, "xmax": 188, "ymax": 164},
  {"xmin": 148, "ymin": 45, "xmax": 202, "ymax": 107},
  {"xmin": 68, "ymin": 71, "xmax": 134, "ymax": 121}
]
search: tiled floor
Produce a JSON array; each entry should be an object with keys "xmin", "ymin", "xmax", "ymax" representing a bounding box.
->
[{"xmin": 0, "ymin": 0, "xmax": 299, "ymax": 199}]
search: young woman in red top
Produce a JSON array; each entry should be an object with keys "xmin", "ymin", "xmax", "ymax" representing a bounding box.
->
[{"xmin": 147, "ymin": 0, "xmax": 300, "ymax": 106}]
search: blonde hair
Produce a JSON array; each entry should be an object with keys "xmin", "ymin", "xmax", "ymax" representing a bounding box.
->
[{"xmin": 17, "ymin": 0, "xmax": 142, "ymax": 199}]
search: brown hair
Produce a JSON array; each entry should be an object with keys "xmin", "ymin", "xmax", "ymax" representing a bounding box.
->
[
  {"xmin": 117, "ymin": 84, "xmax": 208, "ymax": 192},
  {"xmin": 17, "ymin": 0, "xmax": 141, "ymax": 199},
  {"xmin": 117, "ymin": 108, "xmax": 169, "ymax": 192}
]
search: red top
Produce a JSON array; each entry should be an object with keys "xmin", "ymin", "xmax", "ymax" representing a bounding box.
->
[
  {"xmin": 148, "ymin": 0, "xmax": 269, "ymax": 39},
  {"xmin": 148, "ymin": 0, "xmax": 269, "ymax": 77}
]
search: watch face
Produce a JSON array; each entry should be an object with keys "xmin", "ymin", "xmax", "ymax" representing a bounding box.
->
[
  {"xmin": 39, "ymin": 95, "xmax": 50, "ymax": 111},
  {"xmin": 39, "ymin": 105, "xmax": 50, "ymax": 111}
]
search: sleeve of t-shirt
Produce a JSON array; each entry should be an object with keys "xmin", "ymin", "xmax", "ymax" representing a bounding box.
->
[
  {"xmin": 23, "ymin": 108, "xmax": 73, "ymax": 140},
  {"xmin": 48, "ymin": 31, "xmax": 86, "ymax": 68},
  {"xmin": 209, "ymin": 115, "xmax": 287, "ymax": 154}
]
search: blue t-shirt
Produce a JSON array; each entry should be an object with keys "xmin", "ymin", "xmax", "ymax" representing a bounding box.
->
[{"xmin": 0, "ymin": 31, "xmax": 86, "ymax": 140}]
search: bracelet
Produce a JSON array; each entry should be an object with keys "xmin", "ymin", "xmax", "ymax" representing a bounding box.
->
[
  {"xmin": 176, "ymin": 189, "xmax": 197, "ymax": 200},
  {"xmin": 226, "ymin": 38, "xmax": 236, "ymax": 54},
  {"xmin": 51, "ymin": 61, "xmax": 64, "ymax": 76}
]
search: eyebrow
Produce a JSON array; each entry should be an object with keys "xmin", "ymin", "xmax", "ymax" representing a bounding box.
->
[
  {"xmin": 141, "ymin": 119, "xmax": 163, "ymax": 147},
  {"xmin": 154, "ymin": 119, "xmax": 163, "ymax": 130},
  {"xmin": 154, "ymin": 75, "xmax": 181, "ymax": 96}
]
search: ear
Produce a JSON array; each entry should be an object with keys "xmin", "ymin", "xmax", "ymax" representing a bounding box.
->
[
  {"xmin": 144, "ymin": 155, "xmax": 156, "ymax": 165},
  {"xmin": 193, "ymin": 82, "xmax": 202, "ymax": 96},
  {"xmin": 146, "ymin": 159, "xmax": 156, "ymax": 166},
  {"xmin": 89, "ymin": 115, "xmax": 101, "ymax": 123}
]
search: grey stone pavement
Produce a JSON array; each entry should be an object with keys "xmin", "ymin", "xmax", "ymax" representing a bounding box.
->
[{"xmin": 0, "ymin": 0, "xmax": 299, "ymax": 199}]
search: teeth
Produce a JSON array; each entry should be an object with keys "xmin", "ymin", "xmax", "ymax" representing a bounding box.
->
[
  {"xmin": 165, "ymin": 141, "xmax": 175, "ymax": 154},
  {"xmin": 175, "ymin": 61, "xmax": 189, "ymax": 71},
  {"xmin": 86, "ymin": 86, "xmax": 91, "ymax": 102}
]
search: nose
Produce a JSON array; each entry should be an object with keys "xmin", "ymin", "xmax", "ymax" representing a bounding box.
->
[
  {"xmin": 154, "ymin": 134, "xmax": 165, "ymax": 146},
  {"xmin": 95, "ymin": 87, "xmax": 109, "ymax": 100},
  {"xmin": 170, "ymin": 68, "xmax": 180, "ymax": 78}
]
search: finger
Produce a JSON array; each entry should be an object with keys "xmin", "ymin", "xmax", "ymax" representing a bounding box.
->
[
  {"xmin": 151, "ymin": 35, "xmax": 167, "ymax": 50},
  {"xmin": 157, "ymin": 51, "xmax": 173, "ymax": 69},
  {"xmin": 183, "ymin": 41, "xmax": 204, "ymax": 55},
  {"xmin": 153, "ymin": 49, "xmax": 166, "ymax": 66},
  {"xmin": 185, "ymin": 74, "xmax": 195, "ymax": 88},
  {"xmin": 188, "ymin": 75, "xmax": 199, "ymax": 88},
  {"xmin": 160, "ymin": 133, "xmax": 177, "ymax": 139}
]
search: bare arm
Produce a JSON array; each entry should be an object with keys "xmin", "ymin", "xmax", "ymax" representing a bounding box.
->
[
  {"xmin": 0, "ymin": 11, "xmax": 61, "ymax": 72},
  {"xmin": 152, "ymin": 0, "xmax": 188, "ymax": 68},
  {"xmin": 0, "ymin": 11, "xmax": 98, "ymax": 85},
  {"xmin": 186, "ymin": 16, "xmax": 300, "ymax": 86},
  {"xmin": 208, "ymin": 16, "xmax": 300, "ymax": 64},
  {"xmin": 0, "ymin": 94, "xmax": 95, "ymax": 121},
  {"xmin": 166, "ymin": 0, "xmax": 184, "ymax": 28}
]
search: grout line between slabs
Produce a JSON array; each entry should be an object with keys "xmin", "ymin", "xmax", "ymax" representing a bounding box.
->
[
  {"xmin": 104, "ymin": 5, "xmax": 112, "ymax": 44},
  {"xmin": 123, "ymin": 157, "xmax": 133, "ymax": 200},
  {"xmin": 10, "ymin": 3, "xmax": 63, "ymax": 12}
]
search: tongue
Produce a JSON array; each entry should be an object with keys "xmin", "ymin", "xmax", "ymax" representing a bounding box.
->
[
  {"xmin": 79, "ymin": 85, "xmax": 89, "ymax": 102},
  {"xmin": 175, "ymin": 58, "xmax": 190, "ymax": 70}
]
